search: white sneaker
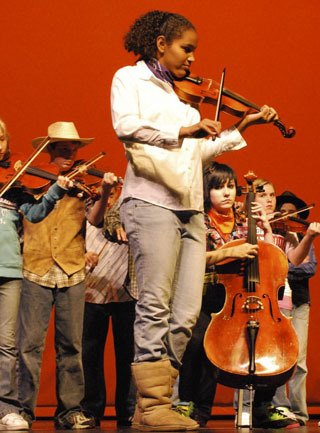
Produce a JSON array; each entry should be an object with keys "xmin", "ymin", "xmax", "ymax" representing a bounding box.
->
[
  {"xmin": 235, "ymin": 411, "xmax": 250, "ymax": 427},
  {"xmin": 0, "ymin": 413, "xmax": 29, "ymax": 430},
  {"xmin": 276, "ymin": 406, "xmax": 297, "ymax": 420}
]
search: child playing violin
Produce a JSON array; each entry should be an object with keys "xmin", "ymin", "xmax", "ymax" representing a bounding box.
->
[
  {"xmin": 0, "ymin": 118, "xmax": 72, "ymax": 430},
  {"xmin": 253, "ymin": 180, "xmax": 320, "ymax": 306},
  {"xmin": 17, "ymin": 121, "xmax": 118, "ymax": 430},
  {"xmin": 271, "ymin": 191, "xmax": 316, "ymax": 426},
  {"xmin": 253, "ymin": 184, "xmax": 319, "ymax": 427},
  {"xmin": 111, "ymin": 9, "xmax": 279, "ymax": 431},
  {"xmin": 235, "ymin": 179, "xmax": 320, "ymax": 429}
]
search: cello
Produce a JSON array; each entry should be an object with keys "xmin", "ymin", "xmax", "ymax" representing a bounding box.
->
[{"xmin": 203, "ymin": 171, "xmax": 298, "ymax": 389}]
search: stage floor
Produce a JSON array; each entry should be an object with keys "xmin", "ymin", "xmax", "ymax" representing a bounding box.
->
[{"xmin": 30, "ymin": 418, "xmax": 320, "ymax": 432}]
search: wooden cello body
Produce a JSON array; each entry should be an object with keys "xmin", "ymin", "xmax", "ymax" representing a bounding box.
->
[{"xmin": 203, "ymin": 173, "xmax": 299, "ymax": 389}]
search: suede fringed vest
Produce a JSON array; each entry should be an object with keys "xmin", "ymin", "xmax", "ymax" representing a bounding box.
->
[{"xmin": 23, "ymin": 195, "xmax": 86, "ymax": 276}]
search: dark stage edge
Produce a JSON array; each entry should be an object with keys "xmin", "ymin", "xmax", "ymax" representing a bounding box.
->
[{"xmin": 29, "ymin": 419, "xmax": 319, "ymax": 432}]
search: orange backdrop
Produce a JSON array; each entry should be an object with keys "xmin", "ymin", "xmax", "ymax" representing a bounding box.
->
[{"xmin": 1, "ymin": 0, "xmax": 320, "ymax": 414}]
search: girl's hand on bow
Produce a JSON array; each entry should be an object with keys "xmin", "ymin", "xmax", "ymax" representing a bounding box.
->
[
  {"xmin": 251, "ymin": 202, "xmax": 272, "ymax": 234},
  {"xmin": 180, "ymin": 119, "xmax": 221, "ymax": 139}
]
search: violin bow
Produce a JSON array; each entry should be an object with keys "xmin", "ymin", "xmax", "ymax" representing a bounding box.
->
[
  {"xmin": 66, "ymin": 152, "xmax": 106, "ymax": 179},
  {"xmin": 215, "ymin": 68, "xmax": 226, "ymax": 122},
  {"xmin": 269, "ymin": 203, "xmax": 315, "ymax": 223},
  {"xmin": 0, "ymin": 136, "xmax": 50, "ymax": 197}
]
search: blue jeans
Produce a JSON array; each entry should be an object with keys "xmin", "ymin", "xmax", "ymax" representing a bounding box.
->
[
  {"xmin": 272, "ymin": 303, "xmax": 310, "ymax": 422},
  {"xmin": 120, "ymin": 199, "xmax": 206, "ymax": 368},
  {"xmin": 18, "ymin": 279, "xmax": 86, "ymax": 419},
  {"xmin": 0, "ymin": 278, "xmax": 22, "ymax": 417}
]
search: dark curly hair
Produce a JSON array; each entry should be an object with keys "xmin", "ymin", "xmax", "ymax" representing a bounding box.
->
[
  {"xmin": 124, "ymin": 10, "xmax": 195, "ymax": 61},
  {"xmin": 203, "ymin": 162, "xmax": 238, "ymax": 212}
]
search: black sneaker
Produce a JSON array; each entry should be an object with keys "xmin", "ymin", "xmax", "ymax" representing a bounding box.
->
[
  {"xmin": 55, "ymin": 411, "xmax": 96, "ymax": 429},
  {"xmin": 192, "ymin": 412, "xmax": 209, "ymax": 428},
  {"xmin": 117, "ymin": 418, "xmax": 132, "ymax": 428}
]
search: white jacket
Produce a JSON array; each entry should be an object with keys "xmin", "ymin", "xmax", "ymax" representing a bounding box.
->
[{"xmin": 111, "ymin": 61, "xmax": 246, "ymax": 211}]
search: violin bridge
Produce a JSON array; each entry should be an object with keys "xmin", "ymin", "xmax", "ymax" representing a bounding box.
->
[{"xmin": 242, "ymin": 295, "xmax": 264, "ymax": 313}]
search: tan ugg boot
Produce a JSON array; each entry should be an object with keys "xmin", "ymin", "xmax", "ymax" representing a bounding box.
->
[{"xmin": 131, "ymin": 359, "xmax": 199, "ymax": 431}]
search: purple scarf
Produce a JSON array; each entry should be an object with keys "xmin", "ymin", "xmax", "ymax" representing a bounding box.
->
[{"xmin": 146, "ymin": 59, "xmax": 175, "ymax": 87}]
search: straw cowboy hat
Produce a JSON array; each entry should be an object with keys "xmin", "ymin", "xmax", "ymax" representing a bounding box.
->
[
  {"xmin": 276, "ymin": 191, "xmax": 309, "ymax": 220},
  {"xmin": 32, "ymin": 121, "xmax": 94, "ymax": 151}
]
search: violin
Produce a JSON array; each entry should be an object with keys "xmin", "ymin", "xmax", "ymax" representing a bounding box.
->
[
  {"xmin": 271, "ymin": 216, "xmax": 310, "ymax": 236},
  {"xmin": 25, "ymin": 164, "xmax": 98, "ymax": 198},
  {"xmin": 204, "ymin": 171, "xmax": 298, "ymax": 389},
  {"xmin": 0, "ymin": 136, "xmax": 52, "ymax": 198},
  {"xmin": 55, "ymin": 152, "xmax": 122, "ymax": 197},
  {"xmin": 71, "ymin": 159, "xmax": 123, "ymax": 188},
  {"xmin": 0, "ymin": 154, "xmax": 24, "ymax": 187},
  {"xmin": 0, "ymin": 156, "xmax": 59, "ymax": 194},
  {"xmin": 269, "ymin": 204, "xmax": 314, "ymax": 235},
  {"xmin": 0, "ymin": 152, "xmax": 104, "ymax": 199},
  {"xmin": 174, "ymin": 74, "xmax": 295, "ymax": 138},
  {"xmin": 0, "ymin": 153, "xmax": 59, "ymax": 193}
]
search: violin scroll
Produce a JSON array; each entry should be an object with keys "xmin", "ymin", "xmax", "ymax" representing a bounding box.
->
[
  {"xmin": 274, "ymin": 120, "xmax": 296, "ymax": 139},
  {"xmin": 243, "ymin": 170, "xmax": 257, "ymax": 187}
]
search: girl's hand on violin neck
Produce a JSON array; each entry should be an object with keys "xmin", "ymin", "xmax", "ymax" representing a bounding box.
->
[
  {"xmin": 236, "ymin": 105, "xmax": 279, "ymax": 132},
  {"xmin": 256, "ymin": 105, "xmax": 279, "ymax": 123},
  {"xmin": 179, "ymin": 119, "xmax": 221, "ymax": 139},
  {"xmin": 57, "ymin": 175, "xmax": 74, "ymax": 190},
  {"xmin": 306, "ymin": 222, "xmax": 320, "ymax": 239}
]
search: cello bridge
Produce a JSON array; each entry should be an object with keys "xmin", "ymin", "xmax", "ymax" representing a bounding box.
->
[{"xmin": 242, "ymin": 296, "xmax": 264, "ymax": 313}]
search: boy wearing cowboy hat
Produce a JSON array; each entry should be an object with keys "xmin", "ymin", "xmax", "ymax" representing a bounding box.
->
[
  {"xmin": 272, "ymin": 191, "xmax": 317, "ymax": 426},
  {"xmin": 17, "ymin": 122, "xmax": 118, "ymax": 430}
]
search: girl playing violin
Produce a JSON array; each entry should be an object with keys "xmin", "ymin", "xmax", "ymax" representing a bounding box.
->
[
  {"xmin": 251, "ymin": 181, "xmax": 320, "ymax": 427},
  {"xmin": 111, "ymin": 9, "xmax": 279, "ymax": 431},
  {"xmin": 271, "ymin": 191, "xmax": 316, "ymax": 426},
  {"xmin": 0, "ymin": 119, "xmax": 72, "ymax": 430},
  {"xmin": 235, "ymin": 178, "xmax": 320, "ymax": 429},
  {"xmin": 254, "ymin": 179, "xmax": 320, "ymax": 296}
]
